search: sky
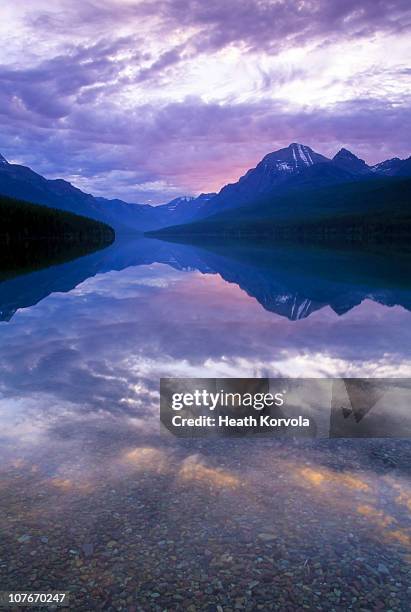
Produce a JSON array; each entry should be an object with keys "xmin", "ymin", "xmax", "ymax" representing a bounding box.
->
[{"xmin": 0, "ymin": 1, "xmax": 410, "ymax": 204}]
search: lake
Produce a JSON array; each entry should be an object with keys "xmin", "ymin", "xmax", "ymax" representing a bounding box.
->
[{"xmin": 0, "ymin": 237, "xmax": 410, "ymax": 610}]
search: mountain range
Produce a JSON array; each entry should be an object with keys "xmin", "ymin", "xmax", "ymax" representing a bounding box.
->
[
  {"xmin": 0, "ymin": 153, "xmax": 216, "ymax": 232},
  {"xmin": 1, "ymin": 143, "xmax": 411, "ymax": 233},
  {"xmin": 164, "ymin": 144, "xmax": 411, "ymax": 237}
]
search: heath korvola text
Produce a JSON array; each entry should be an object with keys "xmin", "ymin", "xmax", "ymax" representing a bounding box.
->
[{"xmin": 170, "ymin": 389, "xmax": 310, "ymax": 429}]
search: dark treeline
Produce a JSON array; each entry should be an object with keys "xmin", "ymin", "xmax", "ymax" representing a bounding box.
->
[
  {"xmin": 149, "ymin": 178, "xmax": 411, "ymax": 245},
  {"xmin": 0, "ymin": 194, "xmax": 115, "ymax": 243},
  {"xmin": 0, "ymin": 194, "xmax": 115, "ymax": 281}
]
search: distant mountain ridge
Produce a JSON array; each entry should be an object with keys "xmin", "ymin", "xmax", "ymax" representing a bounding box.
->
[
  {"xmin": 0, "ymin": 154, "xmax": 215, "ymax": 232},
  {"xmin": 197, "ymin": 143, "xmax": 411, "ymax": 218},
  {"xmin": 333, "ymin": 148, "xmax": 372, "ymax": 175},
  {"xmin": 0, "ymin": 144, "xmax": 410, "ymax": 232}
]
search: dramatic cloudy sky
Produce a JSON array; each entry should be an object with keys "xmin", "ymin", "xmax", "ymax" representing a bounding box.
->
[{"xmin": 1, "ymin": 1, "xmax": 410, "ymax": 203}]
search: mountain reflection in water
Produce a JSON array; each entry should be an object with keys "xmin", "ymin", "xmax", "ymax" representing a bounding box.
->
[
  {"xmin": 1, "ymin": 237, "xmax": 411, "ymax": 322},
  {"xmin": 1, "ymin": 237, "xmax": 411, "ymax": 610}
]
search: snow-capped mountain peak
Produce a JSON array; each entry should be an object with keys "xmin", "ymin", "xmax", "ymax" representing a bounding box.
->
[
  {"xmin": 163, "ymin": 196, "xmax": 195, "ymax": 211},
  {"xmin": 289, "ymin": 143, "xmax": 316, "ymax": 166},
  {"xmin": 261, "ymin": 143, "xmax": 330, "ymax": 174}
]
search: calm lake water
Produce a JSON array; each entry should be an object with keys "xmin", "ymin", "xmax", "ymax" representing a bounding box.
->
[{"xmin": 0, "ymin": 238, "xmax": 410, "ymax": 611}]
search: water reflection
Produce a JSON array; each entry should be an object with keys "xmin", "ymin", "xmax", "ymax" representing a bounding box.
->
[
  {"xmin": 1, "ymin": 237, "xmax": 411, "ymax": 322},
  {"xmin": 1, "ymin": 238, "xmax": 411, "ymax": 452},
  {"xmin": 0, "ymin": 238, "xmax": 410, "ymax": 609}
]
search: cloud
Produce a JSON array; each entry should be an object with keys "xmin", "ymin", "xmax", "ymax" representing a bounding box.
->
[
  {"xmin": 0, "ymin": 37, "xmax": 140, "ymax": 121},
  {"xmin": 135, "ymin": 46, "xmax": 186, "ymax": 83},
  {"xmin": 25, "ymin": 1, "xmax": 411, "ymax": 54},
  {"xmin": 1, "ymin": 94, "xmax": 410, "ymax": 202},
  {"xmin": 1, "ymin": 244, "xmax": 411, "ymax": 422},
  {"xmin": 154, "ymin": 0, "xmax": 411, "ymax": 54},
  {"xmin": 0, "ymin": 1, "xmax": 410, "ymax": 202}
]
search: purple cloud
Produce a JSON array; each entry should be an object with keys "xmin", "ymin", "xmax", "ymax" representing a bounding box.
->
[
  {"xmin": 0, "ymin": 1, "xmax": 409, "ymax": 202},
  {"xmin": 30, "ymin": 1, "xmax": 410, "ymax": 53},
  {"xmin": 161, "ymin": 0, "xmax": 411, "ymax": 54},
  {"xmin": 1, "ymin": 95, "xmax": 410, "ymax": 203}
]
